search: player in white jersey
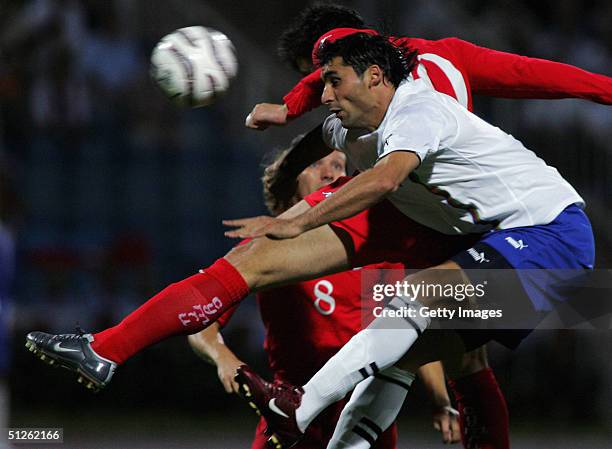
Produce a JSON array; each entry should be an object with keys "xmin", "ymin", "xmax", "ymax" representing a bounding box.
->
[
  {"xmin": 322, "ymin": 77, "xmax": 583, "ymax": 235},
  {"xmin": 230, "ymin": 32, "xmax": 596, "ymax": 448}
]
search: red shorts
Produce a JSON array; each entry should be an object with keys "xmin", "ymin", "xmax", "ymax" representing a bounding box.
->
[
  {"xmin": 250, "ymin": 399, "xmax": 397, "ymax": 449},
  {"xmin": 304, "ymin": 176, "xmax": 480, "ymax": 268}
]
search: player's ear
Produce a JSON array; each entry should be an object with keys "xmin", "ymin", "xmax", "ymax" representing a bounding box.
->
[{"xmin": 367, "ymin": 65, "xmax": 384, "ymax": 88}]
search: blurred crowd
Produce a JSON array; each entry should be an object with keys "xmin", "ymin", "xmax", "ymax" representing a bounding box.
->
[
  {"xmin": 0, "ymin": 0, "xmax": 610, "ymax": 429},
  {"xmin": 0, "ymin": 0, "xmax": 265, "ymax": 329},
  {"xmin": 397, "ymin": 0, "xmax": 612, "ymax": 210}
]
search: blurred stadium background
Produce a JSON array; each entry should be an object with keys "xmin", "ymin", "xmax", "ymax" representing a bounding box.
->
[{"xmin": 0, "ymin": 0, "xmax": 610, "ymax": 447}]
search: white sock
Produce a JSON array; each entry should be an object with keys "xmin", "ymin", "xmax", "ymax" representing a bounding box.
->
[
  {"xmin": 295, "ymin": 297, "xmax": 429, "ymax": 432},
  {"xmin": 327, "ymin": 366, "xmax": 415, "ymax": 449}
]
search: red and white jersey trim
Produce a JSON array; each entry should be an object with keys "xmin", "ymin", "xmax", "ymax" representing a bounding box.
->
[{"xmin": 414, "ymin": 54, "xmax": 469, "ymax": 109}]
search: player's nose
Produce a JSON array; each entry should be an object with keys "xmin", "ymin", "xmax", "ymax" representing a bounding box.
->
[
  {"xmin": 319, "ymin": 164, "xmax": 335, "ymax": 181},
  {"xmin": 321, "ymin": 84, "xmax": 334, "ymax": 105}
]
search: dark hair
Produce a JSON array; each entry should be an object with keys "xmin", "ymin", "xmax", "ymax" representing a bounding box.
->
[
  {"xmin": 315, "ymin": 33, "xmax": 416, "ymax": 87},
  {"xmin": 261, "ymin": 135, "xmax": 305, "ymax": 216},
  {"xmin": 278, "ymin": 3, "xmax": 365, "ymax": 71}
]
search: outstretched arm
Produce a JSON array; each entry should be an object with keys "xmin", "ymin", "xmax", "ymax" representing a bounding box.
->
[
  {"xmin": 224, "ymin": 151, "xmax": 419, "ymax": 240},
  {"xmin": 188, "ymin": 322, "xmax": 244, "ymax": 393},
  {"xmin": 445, "ymin": 37, "xmax": 612, "ymax": 104},
  {"xmin": 246, "ymin": 69, "xmax": 324, "ymax": 129},
  {"xmin": 246, "ymin": 38, "xmax": 612, "ymax": 130}
]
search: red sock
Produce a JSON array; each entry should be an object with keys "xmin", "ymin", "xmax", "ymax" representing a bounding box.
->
[
  {"xmin": 448, "ymin": 368, "xmax": 510, "ymax": 449},
  {"xmin": 91, "ymin": 258, "xmax": 249, "ymax": 364}
]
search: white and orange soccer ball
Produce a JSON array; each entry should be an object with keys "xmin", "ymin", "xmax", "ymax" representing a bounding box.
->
[{"xmin": 150, "ymin": 26, "xmax": 238, "ymax": 107}]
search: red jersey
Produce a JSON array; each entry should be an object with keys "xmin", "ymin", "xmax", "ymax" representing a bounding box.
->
[{"xmin": 283, "ymin": 35, "xmax": 612, "ymax": 117}]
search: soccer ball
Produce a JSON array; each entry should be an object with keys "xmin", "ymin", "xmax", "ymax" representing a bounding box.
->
[{"xmin": 150, "ymin": 26, "xmax": 238, "ymax": 107}]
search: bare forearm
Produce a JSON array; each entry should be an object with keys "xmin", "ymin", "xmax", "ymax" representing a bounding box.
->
[
  {"xmin": 451, "ymin": 37, "xmax": 612, "ymax": 104},
  {"xmin": 294, "ymin": 168, "xmax": 394, "ymax": 232},
  {"xmin": 188, "ymin": 323, "xmax": 244, "ymax": 393},
  {"xmin": 418, "ymin": 361, "xmax": 452, "ymax": 407},
  {"xmin": 223, "ymin": 152, "xmax": 418, "ymax": 241},
  {"xmin": 188, "ymin": 323, "xmax": 234, "ymax": 365},
  {"xmin": 294, "ymin": 152, "xmax": 419, "ymax": 232}
]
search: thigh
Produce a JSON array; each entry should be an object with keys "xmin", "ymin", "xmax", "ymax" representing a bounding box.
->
[
  {"xmin": 399, "ymin": 260, "xmax": 534, "ymax": 352},
  {"xmin": 225, "ymin": 221, "xmax": 352, "ymax": 292},
  {"xmin": 396, "ymin": 329, "xmax": 466, "ymax": 373}
]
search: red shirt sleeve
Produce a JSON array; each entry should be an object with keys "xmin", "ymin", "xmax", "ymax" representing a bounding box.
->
[
  {"xmin": 283, "ymin": 69, "xmax": 324, "ymax": 118},
  {"xmin": 442, "ymin": 37, "xmax": 612, "ymax": 104},
  {"xmin": 282, "ymin": 37, "xmax": 611, "ymax": 119}
]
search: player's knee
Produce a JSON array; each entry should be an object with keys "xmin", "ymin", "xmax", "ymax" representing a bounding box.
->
[
  {"xmin": 224, "ymin": 239, "xmax": 277, "ymax": 290},
  {"xmin": 339, "ymin": 401, "xmax": 361, "ymax": 423}
]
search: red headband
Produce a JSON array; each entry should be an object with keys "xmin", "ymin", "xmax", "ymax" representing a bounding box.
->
[{"xmin": 311, "ymin": 28, "xmax": 379, "ymax": 66}]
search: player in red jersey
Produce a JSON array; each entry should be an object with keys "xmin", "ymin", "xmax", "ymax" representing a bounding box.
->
[
  {"xmin": 245, "ymin": 5, "xmax": 612, "ymax": 129},
  {"xmin": 188, "ymin": 144, "xmax": 460, "ymax": 448}
]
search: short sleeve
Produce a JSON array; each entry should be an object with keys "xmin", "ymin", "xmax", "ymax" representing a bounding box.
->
[
  {"xmin": 322, "ymin": 114, "xmax": 346, "ymax": 150},
  {"xmin": 378, "ymin": 101, "xmax": 450, "ymax": 162}
]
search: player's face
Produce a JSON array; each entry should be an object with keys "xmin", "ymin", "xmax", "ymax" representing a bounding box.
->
[
  {"xmin": 296, "ymin": 150, "xmax": 347, "ymax": 198},
  {"xmin": 321, "ymin": 57, "xmax": 376, "ymax": 129}
]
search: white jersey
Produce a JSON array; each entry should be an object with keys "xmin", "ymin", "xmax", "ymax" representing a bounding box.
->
[{"xmin": 323, "ymin": 79, "xmax": 584, "ymax": 235}]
